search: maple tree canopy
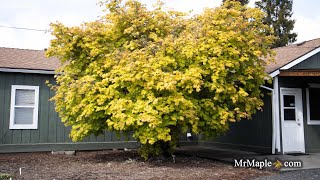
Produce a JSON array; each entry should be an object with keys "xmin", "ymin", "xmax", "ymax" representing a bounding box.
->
[{"xmin": 46, "ymin": 0, "xmax": 274, "ymax": 159}]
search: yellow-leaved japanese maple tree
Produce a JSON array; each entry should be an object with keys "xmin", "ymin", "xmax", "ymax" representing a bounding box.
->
[{"xmin": 46, "ymin": 0, "xmax": 274, "ymax": 159}]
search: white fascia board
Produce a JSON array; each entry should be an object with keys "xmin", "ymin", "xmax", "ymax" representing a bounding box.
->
[
  {"xmin": 0, "ymin": 68, "xmax": 56, "ymax": 74},
  {"xmin": 269, "ymin": 70, "xmax": 280, "ymax": 78},
  {"xmin": 280, "ymin": 47, "xmax": 320, "ymax": 70}
]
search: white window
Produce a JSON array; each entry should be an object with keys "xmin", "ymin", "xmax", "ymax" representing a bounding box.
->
[
  {"xmin": 306, "ymin": 86, "xmax": 320, "ymax": 125},
  {"xmin": 9, "ymin": 85, "xmax": 39, "ymax": 129}
]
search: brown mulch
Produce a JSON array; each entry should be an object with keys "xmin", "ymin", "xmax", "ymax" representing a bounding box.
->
[{"xmin": 0, "ymin": 150, "xmax": 275, "ymax": 180}]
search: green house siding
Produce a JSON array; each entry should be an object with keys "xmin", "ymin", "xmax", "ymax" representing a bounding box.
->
[
  {"xmin": 279, "ymin": 76, "xmax": 320, "ymax": 153},
  {"xmin": 291, "ymin": 52, "xmax": 320, "ymax": 69},
  {"xmin": 0, "ymin": 72, "xmax": 137, "ymax": 153},
  {"xmin": 200, "ymin": 89, "xmax": 273, "ymax": 153}
]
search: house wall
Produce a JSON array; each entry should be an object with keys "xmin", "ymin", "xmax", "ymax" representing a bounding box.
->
[
  {"xmin": 199, "ymin": 89, "xmax": 273, "ymax": 153},
  {"xmin": 291, "ymin": 52, "xmax": 320, "ymax": 69},
  {"xmin": 0, "ymin": 72, "xmax": 138, "ymax": 153},
  {"xmin": 279, "ymin": 76, "xmax": 320, "ymax": 153}
]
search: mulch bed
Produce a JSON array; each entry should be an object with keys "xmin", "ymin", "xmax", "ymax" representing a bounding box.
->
[{"xmin": 0, "ymin": 150, "xmax": 275, "ymax": 180}]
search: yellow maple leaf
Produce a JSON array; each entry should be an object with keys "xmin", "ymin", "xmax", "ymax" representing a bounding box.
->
[{"xmin": 273, "ymin": 160, "xmax": 283, "ymax": 169}]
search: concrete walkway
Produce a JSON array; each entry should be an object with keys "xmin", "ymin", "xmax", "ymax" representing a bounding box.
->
[{"xmin": 176, "ymin": 146, "xmax": 320, "ymax": 171}]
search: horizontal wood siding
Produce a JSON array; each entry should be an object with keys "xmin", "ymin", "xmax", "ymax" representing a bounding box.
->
[
  {"xmin": 204, "ymin": 89, "xmax": 273, "ymax": 153},
  {"xmin": 0, "ymin": 72, "xmax": 135, "ymax": 153}
]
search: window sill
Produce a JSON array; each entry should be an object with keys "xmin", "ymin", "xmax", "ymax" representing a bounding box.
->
[
  {"xmin": 9, "ymin": 125, "xmax": 38, "ymax": 130},
  {"xmin": 307, "ymin": 121, "xmax": 320, "ymax": 125}
]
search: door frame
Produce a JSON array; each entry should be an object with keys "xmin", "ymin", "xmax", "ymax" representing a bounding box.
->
[{"xmin": 280, "ymin": 87, "xmax": 305, "ymax": 154}]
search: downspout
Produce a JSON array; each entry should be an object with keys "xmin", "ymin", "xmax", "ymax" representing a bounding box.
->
[{"xmin": 260, "ymin": 84, "xmax": 276, "ymax": 154}]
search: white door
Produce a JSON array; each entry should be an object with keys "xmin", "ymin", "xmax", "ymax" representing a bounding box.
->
[{"xmin": 280, "ymin": 88, "xmax": 305, "ymax": 153}]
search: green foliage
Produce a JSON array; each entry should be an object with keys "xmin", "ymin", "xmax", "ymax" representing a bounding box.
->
[
  {"xmin": 46, "ymin": 0, "xmax": 274, "ymax": 159},
  {"xmin": 256, "ymin": 0, "xmax": 297, "ymax": 48}
]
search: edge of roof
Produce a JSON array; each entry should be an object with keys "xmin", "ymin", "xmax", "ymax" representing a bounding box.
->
[
  {"xmin": 269, "ymin": 46, "xmax": 320, "ymax": 77},
  {"xmin": 0, "ymin": 67, "xmax": 56, "ymax": 74},
  {"xmin": 0, "ymin": 46, "xmax": 46, "ymax": 51},
  {"xmin": 0, "ymin": 47, "xmax": 59, "ymax": 74},
  {"xmin": 3, "ymin": 39, "xmax": 320, "ymax": 76},
  {"xmin": 268, "ymin": 37, "xmax": 320, "ymax": 77}
]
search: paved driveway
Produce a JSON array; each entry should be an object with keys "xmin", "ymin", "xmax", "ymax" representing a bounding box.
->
[
  {"xmin": 255, "ymin": 169, "xmax": 320, "ymax": 180},
  {"xmin": 178, "ymin": 146, "xmax": 320, "ymax": 171}
]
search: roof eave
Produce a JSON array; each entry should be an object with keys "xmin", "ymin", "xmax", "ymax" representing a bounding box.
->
[
  {"xmin": 0, "ymin": 67, "xmax": 56, "ymax": 74},
  {"xmin": 268, "ymin": 46, "xmax": 320, "ymax": 78}
]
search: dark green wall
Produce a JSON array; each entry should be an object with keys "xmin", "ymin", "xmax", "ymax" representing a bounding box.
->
[
  {"xmin": 279, "ymin": 76, "xmax": 320, "ymax": 152},
  {"xmin": 291, "ymin": 52, "xmax": 320, "ymax": 69},
  {"xmin": 0, "ymin": 72, "xmax": 137, "ymax": 153},
  {"xmin": 201, "ymin": 89, "xmax": 273, "ymax": 153},
  {"xmin": 203, "ymin": 51, "xmax": 320, "ymax": 153}
]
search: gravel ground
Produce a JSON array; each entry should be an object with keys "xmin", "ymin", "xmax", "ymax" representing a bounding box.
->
[
  {"xmin": 0, "ymin": 150, "xmax": 274, "ymax": 180},
  {"xmin": 255, "ymin": 169, "xmax": 320, "ymax": 180}
]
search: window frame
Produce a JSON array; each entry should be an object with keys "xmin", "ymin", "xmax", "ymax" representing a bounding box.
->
[
  {"xmin": 306, "ymin": 87, "xmax": 320, "ymax": 125},
  {"xmin": 9, "ymin": 85, "xmax": 39, "ymax": 129},
  {"xmin": 282, "ymin": 95, "xmax": 297, "ymax": 121}
]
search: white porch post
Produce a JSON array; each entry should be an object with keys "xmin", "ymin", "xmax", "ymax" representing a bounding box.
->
[{"xmin": 273, "ymin": 76, "xmax": 281, "ymax": 153}]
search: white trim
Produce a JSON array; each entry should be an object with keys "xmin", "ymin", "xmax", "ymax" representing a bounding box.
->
[
  {"xmin": 280, "ymin": 87, "xmax": 305, "ymax": 154},
  {"xmin": 14, "ymin": 105, "xmax": 35, "ymax": 108},
  {"xmin": 260, "ymin": 85, "xmax": 274, "ymax": 91},
  {"xmin": 9, "ymin": 85, "xmax": 39, "ymax": 129},
  {"xmin": 269, "ymin": 70, "xmax": 280, "ymax": 78},
  {"xmin": 306, "ymin": 87, "xmax": 320, "ymax": 125},
  {"xmin": 280, "ymin": 47, "xmax": 320, "ymax": 70},
  {"xmin": 0, "ymin": 68, "xmax": 56, "ymax": 74},
  {"xmin": 260, "ymin": 85, "xmax": 276, "ymax": 154},
  {"xmin": 273, "ymin": 76, "xmax": 281, "ymax": 153},
  {"xmin": 268, "ymin": 47, "xmax": 320, "ymax": 77}
]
